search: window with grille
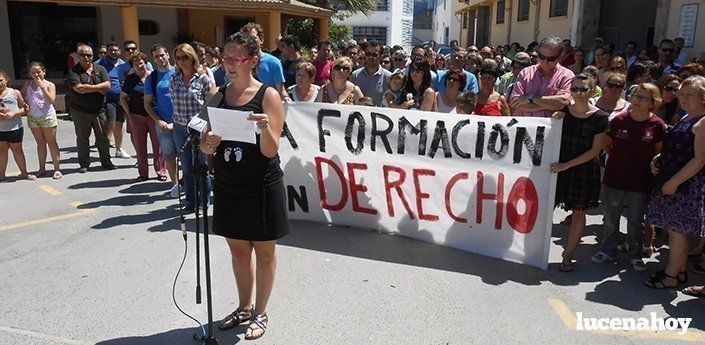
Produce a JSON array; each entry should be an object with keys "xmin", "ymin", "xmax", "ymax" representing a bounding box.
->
[
  {"xmin": 496, "ymin": 0, "xmax": 505, "ymax": 24},
  {"xmin": 138, "ymin": 20, "xmax": 159, "ymax": 36},
  {"xmin": 549, "ymin": 0, "xmax": 568, "ymax": 17},
  {"xmin": 353, "ymin": 26, "xmax": 388, "ymax": 45},
  {"xmin": 517, "ymin": 0, "xmax": 530, "ymax": 22}
]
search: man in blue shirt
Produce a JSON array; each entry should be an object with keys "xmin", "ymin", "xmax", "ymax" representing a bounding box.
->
[
  {"xmin": 239, "ymin": 22, "xmax": 291, "ymax": 100},
  {"xmin": 97, "ymin": 42, "xmax": 131, "ymax": 159},
  {"xmin": 435, "ymin": 51, "xmax": 479, "ymax": 94},
  {"xmin": 144, "ymin": 44, "xmax": 179, "ymax": 198}
]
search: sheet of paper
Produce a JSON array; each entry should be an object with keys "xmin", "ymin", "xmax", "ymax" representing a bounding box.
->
[{"xmin": 207, "ymin": 107, "xmax": 256, "ymax": 144}]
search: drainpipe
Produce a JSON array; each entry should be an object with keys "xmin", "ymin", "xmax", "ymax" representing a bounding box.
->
[
  {"xmin": 533, "ymin": 0, "xmax": 541, "ymax": 41},
  {"xmin": 506, "ymin": 1, "xmax": 512, "ymax": 45},
  {"xmin": 473, "ymin": 10, "xmax": 478, "ymax": 45},
  {"xmin": 570, "ymin": 0, "xmax": 581, "ymax": 45}
]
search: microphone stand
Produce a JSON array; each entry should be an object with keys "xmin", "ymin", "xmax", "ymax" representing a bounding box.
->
[{"xmin": 186, "ymin": 131, "xmax": 219, "ymax": 345}]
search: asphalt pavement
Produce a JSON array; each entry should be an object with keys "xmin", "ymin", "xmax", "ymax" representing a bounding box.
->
[{"xmin": 0, "ymin": 115, "xmax": 703, "ymax": 345}]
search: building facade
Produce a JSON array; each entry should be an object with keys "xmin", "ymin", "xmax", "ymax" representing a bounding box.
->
[
  {"xmin": 0, "ymin": 0, "xmax": 332, "ymax": 80},
  {"xmin": 432, "ymin": 0, "xmax": 461, "ymax": 45},
  {"xmin": 334, "ymin": 0, "xmax": 415, "ymax": 50}
]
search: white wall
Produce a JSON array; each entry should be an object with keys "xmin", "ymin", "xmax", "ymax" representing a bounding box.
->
[
  {"xmin": 335, "ymin": 0, "xmax": 414, "ymax": 50},
  {"xmin": 432, "ymin": 0, "xmax": 461, "ymax": 45},
  {"xmin": 1, "ymin": 0, "xmax": 16, "ymax": 80}
]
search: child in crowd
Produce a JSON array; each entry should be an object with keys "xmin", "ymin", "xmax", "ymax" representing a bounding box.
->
[
  {"xmin": 382, "ymin": 70, "xmax": 409, "ymax": 108},
  {"xmin": 455, "ymin": 92, "xmax": 477, "ymax": 114}
]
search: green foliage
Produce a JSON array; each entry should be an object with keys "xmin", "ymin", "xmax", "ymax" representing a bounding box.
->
[{"xmin": 285, "ymin": 18, "xmax": 351, "ymax": 49}]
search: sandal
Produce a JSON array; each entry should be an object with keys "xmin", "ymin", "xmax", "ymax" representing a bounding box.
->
[
  {"xmin": 218, "ymin": 306, "xmax": 253, "ymax": 330},
  {"xmin": 20, "ymin": 174, "xmax": 37, "ymax": 181},
  {"xmin": 645, "ymin": 270, "xmax": 679, "ymax": 289},
  {"xmin": 678, "ymin": 271, "xmax": 688, "ymax": 285},
  {"xmin": 682, "ymin": 285, "xmax": 705, "ymax": 298},
  {"xmin": 52, "ymin": 171, "xmax": 63, "ymax": 180},
  {"xmin": 559, "ymin": 261, "xmax": 574, "ymax": 272},
  {"xmin": 157, "ymin": 174, "xmax": 167, "ymax": 182},
  {"xmin": 245, "ymin": 313, "xmax": 268, "ymax": 340}
]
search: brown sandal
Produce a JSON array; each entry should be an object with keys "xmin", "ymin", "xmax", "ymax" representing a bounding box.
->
[{"xmin": 218, "ymin": 306, "xmax": 253, "ymax": 330}]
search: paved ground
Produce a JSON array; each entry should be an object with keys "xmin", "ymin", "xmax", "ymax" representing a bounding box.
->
[{"xmin": 0, "ymin": 115, "xmax": 703, "ymax": 345}]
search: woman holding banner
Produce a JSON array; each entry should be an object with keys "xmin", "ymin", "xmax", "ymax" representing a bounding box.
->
[
  {"xmin": 202, "ymin": 31, "xmax": 290, "ymax": 340},
  {"xmin": 550, "ymin": 74, "xmax": 609, "ymax": 272},
  {"xmin": 401, "ymin": 59, "xmax": 435, "ymax": 111}
]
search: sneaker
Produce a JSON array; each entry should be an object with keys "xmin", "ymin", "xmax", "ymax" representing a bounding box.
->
[
  {"xmin": 115, "ymin": 148, "xmax": 131, "ymax": 159},
  {"xmin": 630, "ymin": 258, "xmax": 647, "ymax": 272},
  {"xmin": 692, "ymin": 262, "xmax": 705, "ymax": 275},
  {"xmin": 101, "ymin": 163, "xmax": 117, "ymax": 170},
  {"xmin": 591, "ymin": 252, "xmax": 615, "ymax": 264},
  {"xmin": 78, "ymin": 167, "xmax": 89, "ymax": 174},
  {"xmin": 169, "ymin": 184, "xmax": 180, "ymax": 198}
]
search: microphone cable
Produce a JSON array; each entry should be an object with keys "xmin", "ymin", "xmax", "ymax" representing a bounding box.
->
[{"xmin": 172, "ymin": 153, "xmax": 207, "ymax": 343}]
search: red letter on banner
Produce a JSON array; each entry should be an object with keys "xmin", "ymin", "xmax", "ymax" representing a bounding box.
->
[
  {"xmin": 506, "ymin": 177, "xmax": 539, "ymax": 233},
  {"xmin": 476, "ymin": 171, "xmax": 504, "ymax": 229},
  {"xmin": 413, "ymin": 169, "xmax": 439, "ymax": 221},
  {"xmin": 315, "ymin": 156, "xmax": 348, "ymax": 211},
  {"xmin": 346, "ymin": 162, "xmax": 377, "ymax": 215},
  {"xmin": 445, "ymin": 172, "xmax": 469, "ymax": 223},
  {"xmin": 382, "ymin": 165, "xmax": 415, "ymax": 218}
]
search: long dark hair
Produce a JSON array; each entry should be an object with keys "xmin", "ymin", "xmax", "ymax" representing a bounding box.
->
[{"xmin": 402, "ymin": 59, "xmax": 432, "ymax": 104}]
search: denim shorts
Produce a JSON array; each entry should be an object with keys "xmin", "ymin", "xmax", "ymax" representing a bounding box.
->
[
  {"xmin": 156, "ymin": 124, "xmax": 177, "ymax": 159},
  {"xmin": 105, "ymin": 101, "xmax": 126, "ymax": 124}
]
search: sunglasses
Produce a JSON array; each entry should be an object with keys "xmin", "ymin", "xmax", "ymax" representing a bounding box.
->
[
  {"xmin": 663, "ymin": 85, "xmax": 680, "ymax": 92},
  {"xmin": 631, "ymin": 93, "xmax": 652, "ymax": 101},
  {"xmin": 606, "ymin": 83, "xmax": 625, "ymax": 89},
  {"xmin": 537, "ymin": 53, "xmax": 561, "ymax": 62},
  {"xmin": 409, "ymin": 68, "xmax": 424, "ymax": 74},
  {"xmin": 661, "ymin": 48, "xmax": 674, "ymax": 53},
  {"xmin": 381, "ymin": 60, "xmax": 391, "ymax": 65},
  {"xmin": 175, "ymin": 55, "xmax": 191, "ymax": 62},
  {"xmin": 333, "ymin": 65, "xmax": 351, "ymax": 72},
  {"xmin": 153, "ymin": 53, "xmax": 167, "ymax": 59},
  {"xmin": 570, "ymin": 86, "xmax": 590, "ymax": 93},
  {"xmin": 365, "ymin": 51, "xmax": 380, "ymax": 57},
  {"xmin": 222, "ymin": 56, "xmax": 254, "ymax": 65},
  {"xmin": 394, "ymin": 58, "xmax": 406, "ymax": 62},
  {"xmin": 125, "ymin": 47, "xmax": 137, "ymax": 52}
]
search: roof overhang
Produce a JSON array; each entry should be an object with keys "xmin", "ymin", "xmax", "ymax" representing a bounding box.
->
[{"xmin": 21, "ymin": 0, "xmax": 334, "ymax": 17}]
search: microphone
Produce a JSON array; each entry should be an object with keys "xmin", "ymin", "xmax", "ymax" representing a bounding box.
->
[
  {"xmin": 188, "ymin": 91, "xmax": 224, "ymax": 136},
  {"xmin": 179, "ymin": 91, "xmax": 224, "ymax": 155}
]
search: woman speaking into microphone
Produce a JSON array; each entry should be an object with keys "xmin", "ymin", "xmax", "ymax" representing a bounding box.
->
[{"xmin": 201, "ymin": 31, "xmax": 289, "ymax": 341}]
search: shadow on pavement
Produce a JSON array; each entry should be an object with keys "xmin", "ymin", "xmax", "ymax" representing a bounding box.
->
[{"xmin": 94, "ymin": 325, "xmax": 244, "ymax": 345}]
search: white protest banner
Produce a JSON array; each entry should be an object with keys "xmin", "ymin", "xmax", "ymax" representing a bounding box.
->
[{"xmin": 278, "ymin": 103, "xmax": 562, "ymax": 269}]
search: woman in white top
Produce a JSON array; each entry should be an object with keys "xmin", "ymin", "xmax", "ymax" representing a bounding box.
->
[
  {"xmin": 21, "ymin": 62, "xmax": 61, "ymax": 179},
  {"xmin": 593, "ymin": 73, "xmax": 630, "ymax": 121},
  {"xmin": 435, "ymin": 69, "xmax": 465, "ymax": 113},
  {"xmin": 285, "ymin": 62, "xmax": 319, "ymax": 103}
]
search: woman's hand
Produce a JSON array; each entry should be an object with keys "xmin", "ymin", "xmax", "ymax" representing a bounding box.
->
[
  {"xmin": 552, "ymin": 111, "xmax": 566, "ymax": 120},
  {"xmin": 202, "ymin": 131, "xmax": 222, "ymax": 154},
  {"xmin": 248, "ymin": 113, "xmax": 270, "ymax": 129},
  {"xmin": 550, "ymin": 162, "xmax": 569, "ymax": 173},
  {"xmin": 661, "ymin": 180, "xmax": 678, "ymax": 196},
  {"xmin": 157, "ymin": 120, "xmax": 171, "ymax": 132},
  {"xmin": 402, "ymin": 100, "xmax": 414, "ymax": 109},
  {"xmin": 650, "ymin": 156, "xmax": 660, "ymax": 176}
]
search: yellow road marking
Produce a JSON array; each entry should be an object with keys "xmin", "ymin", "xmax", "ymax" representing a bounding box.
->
[
  {"xmin": 38, "ymin": 184, "xmax": 62, "ymax": 196},
  {"xmin": 548, "ymin": 298, "xmax": 705, "ymax": 342},
  {"xmin": 0, "ymin": 202, "xmax": 93, "ymax": 232}
]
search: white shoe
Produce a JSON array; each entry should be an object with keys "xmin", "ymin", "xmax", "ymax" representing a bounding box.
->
[
  {"xmin": 115, "ymin": 148, "xmax": 131, "ymax": 159},
  {"xmin": 169, "ymin": 184, "xmax": 180, "ymax": 198}
]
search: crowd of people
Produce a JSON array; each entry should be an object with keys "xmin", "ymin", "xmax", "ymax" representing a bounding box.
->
[{"xmin": 1, "ymin": 21, "xmax": 704, "ymax": 339}]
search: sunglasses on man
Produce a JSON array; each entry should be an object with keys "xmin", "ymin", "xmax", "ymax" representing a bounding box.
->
[{"xmin": 537, "ymin": 53, "xmax": 561, "ymax": 62}]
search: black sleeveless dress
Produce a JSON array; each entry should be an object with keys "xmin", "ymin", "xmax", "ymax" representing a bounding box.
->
[{"xmin": 211, "ymin": 84, "xmax": 290, "ymax": 241}]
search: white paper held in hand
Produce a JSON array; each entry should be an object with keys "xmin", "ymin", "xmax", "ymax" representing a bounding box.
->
[{"xmin": 207, "ymin": 107, "xmax": 256, "ymax": 144}]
